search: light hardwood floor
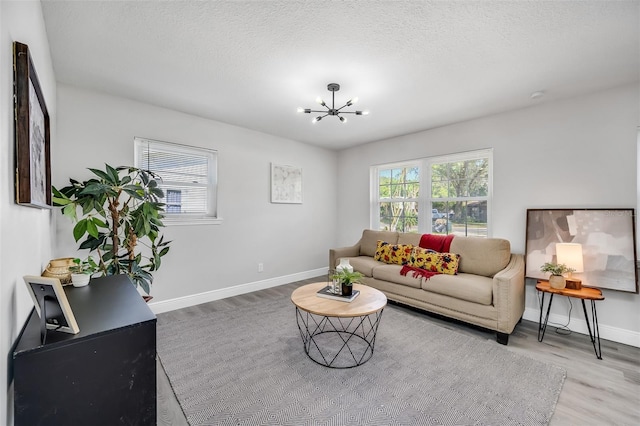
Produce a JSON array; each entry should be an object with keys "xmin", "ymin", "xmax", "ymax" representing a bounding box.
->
[{"xmin": 157, "ymin": 276, "xmax": 640, "ymax": 425}]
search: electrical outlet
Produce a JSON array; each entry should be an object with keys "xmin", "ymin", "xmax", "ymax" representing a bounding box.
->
[{"xmin": 258, "ymin": 263, "xmax": 264, "ymax": 272}]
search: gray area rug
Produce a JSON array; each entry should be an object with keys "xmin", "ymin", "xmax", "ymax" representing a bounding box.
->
[{"xmin": 157, "ymin": 295, "xmax": 566, "ymax": 425}]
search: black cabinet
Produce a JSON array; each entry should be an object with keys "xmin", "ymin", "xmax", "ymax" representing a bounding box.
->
[{"xmin": 13, "ymin": 275, "xmax": 156, "ymax": 426}]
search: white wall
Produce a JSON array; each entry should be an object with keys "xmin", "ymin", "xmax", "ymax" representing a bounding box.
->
[
  {"xmin": 337, "ymin": 84, "xmax": 639, "ymax": 346},
  {"xmin": 0, "ymin": 1, "xmax": 56, "ymax": 424},
  {"xmin": 53, "ymin": 85, "xmax": 338, "ymax": 305}
]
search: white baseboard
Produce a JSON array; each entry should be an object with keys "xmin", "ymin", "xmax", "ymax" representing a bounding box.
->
[
  {"xmin": 149, "ymin": 272, "xmax": 640, "ymax": 349},
  {"xmin": 148, "ymin": 268, "xmax": 327, "ymax": 315},
  {"xmin": 523, "ymin": 307, "xmax": 640, "ymax": 348}
]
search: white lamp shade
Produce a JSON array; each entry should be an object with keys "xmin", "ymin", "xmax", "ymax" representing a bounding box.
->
[{"xmin": 556, "ymin": 243, "xmax": 584, "ymax": 273}]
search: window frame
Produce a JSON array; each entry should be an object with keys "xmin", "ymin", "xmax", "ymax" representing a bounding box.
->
[
  {"xmin": 370, "ymin": 149, "xmax": 493, "ymax": 236},
  {"xmin": 134, "ymin": 137, "xmax": 222, "ymax": 226},
  {"xmin": 370, "ymin": 161, "xmax": 422, "ymax": 233}
]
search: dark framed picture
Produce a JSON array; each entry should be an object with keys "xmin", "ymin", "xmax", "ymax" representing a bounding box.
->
[
  {"xmin": 14, "ymin": 41, "xmax": 51, "ymax": 208},
  {"xmin": 525, "ymin": 208, "xmax": 638, "ymax": 293},
  {"xmin": 23, "ymin": 275, "xmax": 79, "ymax": 335}
]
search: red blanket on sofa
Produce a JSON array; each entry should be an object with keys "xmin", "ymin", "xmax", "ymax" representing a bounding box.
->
[{"xmin": 400, "ymin": 233, "xmax": 454, "ymax": 279}]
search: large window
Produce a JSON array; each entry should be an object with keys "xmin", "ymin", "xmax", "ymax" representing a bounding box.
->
[
  {"xmin": 134, "ymin": 137, "xmax": 220, "ymax": 225},
  {"xmin": 371, "ymin": 149, "xmax": 492, "ymax": 237}
]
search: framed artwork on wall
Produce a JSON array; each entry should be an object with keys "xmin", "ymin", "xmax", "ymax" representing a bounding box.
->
[
  {"xmin": 525, "ymin": 208, "xmax": 638, "ymax": 293},
  {"xmin": 14, "ymin": 41, "xmax": 51, "ymax": 208},
  {"xmin": 271, "ymin": 163, "xmax": 302, "ymax": 204}
]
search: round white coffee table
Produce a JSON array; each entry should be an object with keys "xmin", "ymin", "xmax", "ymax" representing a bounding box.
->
[{"xmin": 291, "ymin": 282, "xmax": 387, "ymax": 368}]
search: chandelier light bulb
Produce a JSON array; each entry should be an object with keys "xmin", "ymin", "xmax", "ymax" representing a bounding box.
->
[
  {"xmin": 316, "ymin": 96, "xmax": 326, "ymax": 106},
  {"xmin": 346, "ymin": 97, "xmax": 358, "ymax": 106},
  {"xmin": 312, "ymin": 116, "xmax": 323, "ymax": 123},
  {"xmin": 296, "ymin": 107, "xmax": 304, "ymax": 113},
  {"xmin": 339, "ymin": 116, "xmax": 347, "ymax": 123}
]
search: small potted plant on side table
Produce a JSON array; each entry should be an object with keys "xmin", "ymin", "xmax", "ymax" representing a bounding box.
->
[
  {"xmin": 69, "ymin": 257, "xmax": 99, "ymax": 287},
  {"xmin": 540, "ymin": 262, "xmax": 575, "ymax": 289},
  {"xmin": 332, "ymin": 269, "xmax": 364, "ymax": 296}
]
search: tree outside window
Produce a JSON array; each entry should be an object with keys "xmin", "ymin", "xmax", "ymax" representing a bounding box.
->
[
  {"xmin": 372, "ymin": 150, "xmax": 492, "ymax": 237},
  {"xmin": 378, "ymin": 166, "xmax": 419, "ymax": 232},
  {"xmin": 431, "ymin": 157, "xmax": 489, "ymax": 236}
]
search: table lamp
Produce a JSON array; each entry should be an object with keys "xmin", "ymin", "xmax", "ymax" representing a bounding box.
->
[{"xmin": 556, "ymin": 243, "xmax": 584, "ymax": 290}]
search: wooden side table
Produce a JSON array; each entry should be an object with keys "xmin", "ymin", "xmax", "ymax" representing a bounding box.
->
[{"xmin": 536, "ymin": 280, "xmax": 604, "ymax": 359}]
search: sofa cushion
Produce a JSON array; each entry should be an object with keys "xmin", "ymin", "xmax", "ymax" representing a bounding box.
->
[
  {"xmin": 410, "ymin": 247, "xmax": 460, "ymax": 275},
  {"xmin": 397, "ymin": 232, "xmax": 421, "ymax": 246},
  {"xmin": 343, "ymin": 256, "xmax": 385, "ymax": 277},
  {"xmin": 449, "ymin": 237, "xmax": 511, "ymax": 277},
  {"xmin": 422, "ymin": 272, "xmax": 493, "ymax": 305},
  {"xmin": 372, "ymin": 264, "xmax": 423, "ymax": 289},
  {"xmin": 359, "ymin": 230, "xmax": 399, "ymax": 257},
  {"xmin": 374, "ymin": 241, "xmax": 414, "ymax": 265}
]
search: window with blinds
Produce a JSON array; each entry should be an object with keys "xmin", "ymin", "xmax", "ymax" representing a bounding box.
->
[{"xmin": 134, "ymin": 137, "xmax": 218, "ymax": 223}]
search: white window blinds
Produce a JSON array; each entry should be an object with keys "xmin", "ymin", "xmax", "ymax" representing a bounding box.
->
[{"xmin": 134, "ymin": 137, "xmax": 218, "ymax": 221}]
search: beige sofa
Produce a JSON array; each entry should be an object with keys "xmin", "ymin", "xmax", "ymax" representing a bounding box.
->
[{"xmin": 330, "ymin": 229, "xmax": 525, "ymax": 344}]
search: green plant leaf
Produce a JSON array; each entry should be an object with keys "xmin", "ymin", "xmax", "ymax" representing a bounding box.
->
[
  {"xmin": 123, "ymin": 186, "xmax": 144, "ymax": 200},
  {"xmin": 89, "ymin": 168, "xmax": 113, "ymax": 182},
  {"xmin": 138, "ymin": 278, "xmax": 151, "ymax": 295},
  {"xmin": 86, "ymin": 219, "xmax": 99, "ymax": 238},
  {"xmin": 79, "ymin": 234, "xmax": 105, "ymax": 250},
  {"xmin": 92, "ymin": 217, "xmax": 108, "ymax": 228},
  {"xmin": 62, "ymin": 203, "xmax": 77, "ymax": 221},
  {"xmin": 105, "ymin": 164, "xmax": 120, "ymax": 184},
  {"xmin": 151, "ymin": 187, "xmax": 165, "ymax": 198},
  {"xmin": 73, "ymin": 220, "xmax": 88, "ymax": 241},
  {"xmin": 101, "ymin": 250, "xmax": 114, "ymax": 262},
  {"xmin": 80, "ymin": 182, "xmax": 113, "ymax": 196},
  {"xmin": 52, "ymin": 197, "xmax": 71, "ymax": 206},
  {"xmin": 140, "ymin": 171, "xmax": 150, "ymax": 186}
]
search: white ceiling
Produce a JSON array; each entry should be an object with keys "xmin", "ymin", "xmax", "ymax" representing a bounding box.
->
[{"xmin": 41, "ymin": 0, "xmax": 639, "ymax": 150}]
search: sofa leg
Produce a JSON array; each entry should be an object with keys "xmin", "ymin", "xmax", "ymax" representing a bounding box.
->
[{"xmin": 496, "ymin": 332, "xmax": 509, "ymax": 345}]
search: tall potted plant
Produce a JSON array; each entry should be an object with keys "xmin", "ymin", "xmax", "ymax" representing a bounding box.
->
[{"xmin": 53, "ymin": 164, "xmax": 171, "ymax": 296}]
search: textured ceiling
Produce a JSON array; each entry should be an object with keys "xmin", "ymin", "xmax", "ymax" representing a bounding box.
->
[{"xmin": 41, "ymin": 0, "xmax": 639, "ymax": 150}]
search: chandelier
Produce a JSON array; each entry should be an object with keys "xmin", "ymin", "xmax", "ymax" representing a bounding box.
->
[{"xmin": 298, "ymin": 83, "xmax": 369, "ymax": 123}]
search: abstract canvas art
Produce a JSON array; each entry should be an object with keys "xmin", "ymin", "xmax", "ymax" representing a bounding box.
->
[
  {"xmin": 525, "ymin": 209, "xmax": 637, "ymax": 293},
  {"xmin": 271, "ymin": 163, "xmax": 302, "ymax": 204}
]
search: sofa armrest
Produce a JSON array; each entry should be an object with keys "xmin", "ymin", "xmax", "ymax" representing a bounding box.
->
[
  {"xmin": 329, "ymin": 244, "xmax": 360, "ymax": 269},
  {"xmin": 492, "ymin": 254, "xmax": 525, "ymax": 334}
]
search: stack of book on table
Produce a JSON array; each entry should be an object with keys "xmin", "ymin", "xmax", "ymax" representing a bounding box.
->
[{"xmin": 316, "ymin": 286, "xmax": 360, "ymax": 303}]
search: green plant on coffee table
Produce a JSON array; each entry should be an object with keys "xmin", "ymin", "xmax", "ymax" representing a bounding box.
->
[
  {"xmin": 332, "ymin": 269, "xmax": 364, "ymax": 286},
  {"xmin": 52, "ymin": 164, "xmax": 171, "ymax": 295},
  {"xmin": 69, "ymin": 256, "xmax": 99, "ymax": 275},
  {"xmin": 540, "ymin": 262, "xmax": 575, "ymax": 276}
]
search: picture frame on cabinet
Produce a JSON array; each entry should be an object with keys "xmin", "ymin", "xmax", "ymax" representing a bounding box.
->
[{"xmin": 23, "ymin": 275, "xmax": 80, "ymax": 335}]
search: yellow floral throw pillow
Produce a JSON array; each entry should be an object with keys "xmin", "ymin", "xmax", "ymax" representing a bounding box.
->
[
  {"xmin": 374, "ymin": 240, "xmax": 414, "ymax": 265},
  {"xmin": 410, "ymin": 247, "xmax": 460, "ymax": 275}
]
